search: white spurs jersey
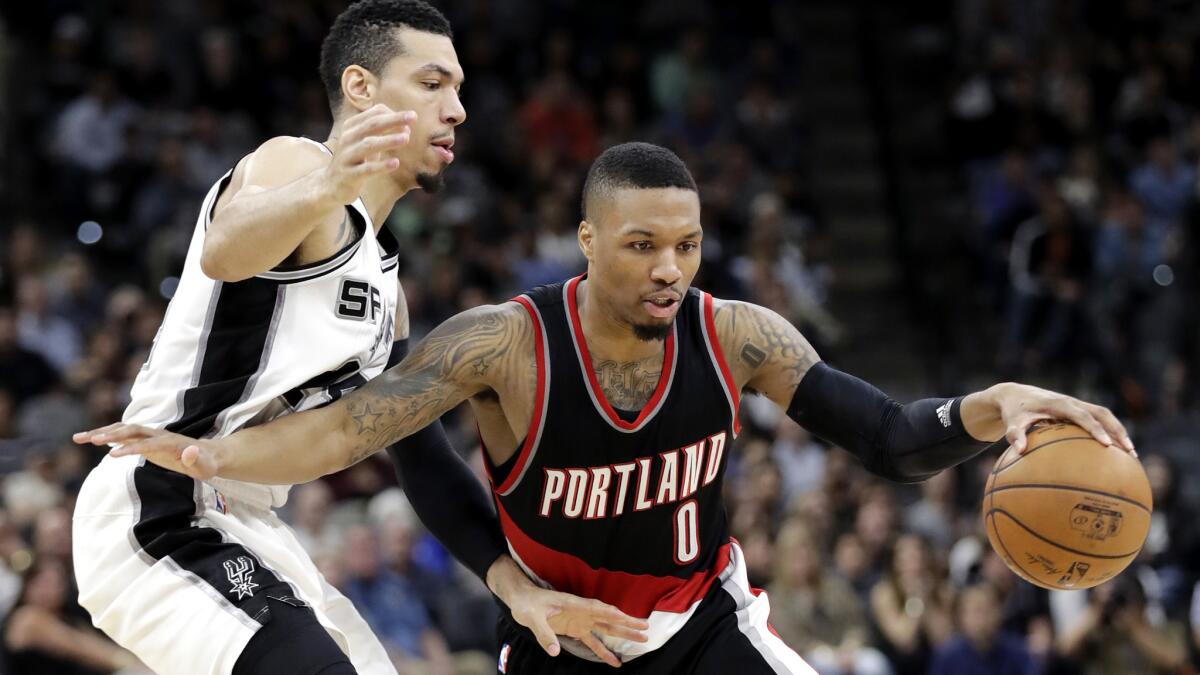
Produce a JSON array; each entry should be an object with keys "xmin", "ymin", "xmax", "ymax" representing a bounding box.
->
[{"xmin": 124, "ymin": 139, "xmax": 400, "ymax": 509}]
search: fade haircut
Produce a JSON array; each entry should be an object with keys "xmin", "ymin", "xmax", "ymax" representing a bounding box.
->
[
  {"xmin": 582, "ymin": 142, "xmax": 698, "ymax": 221},
  {"xmin": 319, "ymin": 0, "xmax": 452, "ymax": 114}
]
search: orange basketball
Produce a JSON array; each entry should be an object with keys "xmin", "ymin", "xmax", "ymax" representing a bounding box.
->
[{"xmin": 982, "ymin": 422, "xmax": 1152, "ymax": 590}]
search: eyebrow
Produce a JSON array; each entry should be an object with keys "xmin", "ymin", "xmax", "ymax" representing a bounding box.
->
[
  {"xmin": 416, "ymin": 63, "xmax": 463, "ymax": 83},
  {"xmin": 623, "ymin": 229, "xmax": 703, "ymax": 239}
]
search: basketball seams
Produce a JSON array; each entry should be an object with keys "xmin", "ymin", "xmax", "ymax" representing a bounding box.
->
[
  {"xmin": 987, "ymin": 512, "xmax": 1052, "ymax": 589},
  {"xmin": 991, "ymin": 436, "xmax": 1095, "ymax": 475},
  {"xmin": 984, "ymin": 483, "xmax": 1151, "ymax": 513},
  {"xmin": 986, "ymin": 508, "xmax": 1143, "ymax": 560}
]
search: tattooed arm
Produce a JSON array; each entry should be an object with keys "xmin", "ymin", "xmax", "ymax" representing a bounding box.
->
[
  {"xmin": 87, "ymin": 302, "xmax": 532, "ymax": 484},
  {"xmin": 709, "ymin": 298, "xmax": 1132, "ymax": 479},
  {"xmin": 711, "ymin": 299, "xmax": 820, "ymax": 407}
]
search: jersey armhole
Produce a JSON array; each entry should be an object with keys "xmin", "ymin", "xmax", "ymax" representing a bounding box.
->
[
  {"xmin": 252, "ymin": 206, "xmax": 367, "ymax": 284},
  {"xmin": 493, "ymin": 297, "xmax": 550, "ymax": 496},
  {"xmin": 700, "ymin": 293, "xmax": 741, "ymax": 436}
]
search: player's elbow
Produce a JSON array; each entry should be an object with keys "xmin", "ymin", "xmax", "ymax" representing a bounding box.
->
[{"xmin": 200, "ymin": 238, "xmax": 252, "ymax": 282}]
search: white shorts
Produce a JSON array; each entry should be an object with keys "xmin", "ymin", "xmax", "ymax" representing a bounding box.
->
[{"xmin": 72, "ymin": 455, "xmax": 394, "ymax": 675}]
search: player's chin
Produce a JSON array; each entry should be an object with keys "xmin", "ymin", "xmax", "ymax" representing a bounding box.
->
[
  {"xmin": 631, "ymin": 316, "xmax": 674, "ymax": 342},
  {"xmin": 415, "ymin": 170, "xmax": 445, "ymax": 193}
]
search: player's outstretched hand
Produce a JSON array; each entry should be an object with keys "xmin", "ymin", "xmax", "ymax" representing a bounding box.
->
[
  {"xmin": 507, "ymin": 585, "xmax": 649, "ymax": 668},
  {"xmin": 321, "ymin": 103, "xmax": 416, "ymax": 205},
  {"xmin": 989, "ymin": 383, "xmax": 1135, "ymax": 456},
  {"xmin": 73, "ymin": 423, "xmax": 221, "ymax": 481}
]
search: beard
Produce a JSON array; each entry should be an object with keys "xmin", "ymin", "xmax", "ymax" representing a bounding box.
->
[
  {"xmin": 416, "ymin": 171, "xmax": 444, "ymax": 193},
  {"xmin": 632, "ymin": 321, "xmax": 672, "ymax": 342}
]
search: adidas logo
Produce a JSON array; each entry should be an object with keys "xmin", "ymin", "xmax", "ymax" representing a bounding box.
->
[{"xmin": 936, "ymin": 400, "xmax": 953, "ymax": 428}]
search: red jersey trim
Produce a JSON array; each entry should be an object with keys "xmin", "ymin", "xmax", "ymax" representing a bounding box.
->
[
  {"xmin": 496, "ymin": 498, "xmax": 731, "ymax": 618},
  {"xmin": 700, "ymin": 293, "xmax": 741, "ymax": 435},
  {"xmin": 563, "ymin": 275, "xmax": 678, "ymax": 433},
  {"xmin": 493, "ymin": 296, "xmax": 550, "ymax": 496}
]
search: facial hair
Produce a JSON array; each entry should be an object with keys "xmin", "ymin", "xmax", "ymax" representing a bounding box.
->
[
  {"xmin": 416, "ymin": 171, "xmax": 444, "ymax": 193},
  {"xmin": 632, "ymin": 322, "xmax": 672, "ymax": 341}
]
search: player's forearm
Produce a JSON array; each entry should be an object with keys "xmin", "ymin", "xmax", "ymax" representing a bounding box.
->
[
  {"xmin": 202, "ymin": 169, "xmax": 343, "ymax": 281},
  {"xmin": 214, "ymin": 402, "xmax": 360, "ymax": 483},
  {"xmin": 785, "ymin": 363, "xmax": 993, "ymax": 482}
]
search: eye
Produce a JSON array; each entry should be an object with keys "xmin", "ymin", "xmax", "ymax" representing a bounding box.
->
[
  {"xmin": 630, "ymin": 241, "xmax": 652, "ymax": 251},
  {"xmin": 422, "ymin": 81, "xmax": 440, "ymax": 90},
  {"xmin": 678, "ymin": 242, "xmax": 699, "ymax": 253}
]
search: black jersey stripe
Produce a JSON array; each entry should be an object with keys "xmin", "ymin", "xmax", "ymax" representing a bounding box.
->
[
  {"xmin": 164, "ymin": 278, "xmax": 284, "ymax": 438},
  {"xmin": 127, "ymin": 460, "xmax": 304, "ymax": 628}
]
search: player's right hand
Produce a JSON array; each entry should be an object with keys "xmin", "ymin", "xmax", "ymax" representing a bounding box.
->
[
  {"xmin": 74, "ymin": 423, "xmax": 222, "ymax": 481},
  {"xmin": 507, "ymin": 585, "xmax": 649, "ymax": 667},
  {"xmin": 322, "ymin": 103, "xmax": 416, "ymax": 205}
]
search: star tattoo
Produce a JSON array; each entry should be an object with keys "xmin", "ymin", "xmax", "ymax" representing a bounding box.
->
[{"xmin": 351, "ymin": 403, "xmax": 383, "ymax": 434}]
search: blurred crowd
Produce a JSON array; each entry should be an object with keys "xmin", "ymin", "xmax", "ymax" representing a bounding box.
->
[
  {"xmin": 949, "ymin": 0, "xmax": 1200, "ymax": 420},
  {"xmin": 0, "ymin": 0, "xmax": 1198, "ymax": 674}
]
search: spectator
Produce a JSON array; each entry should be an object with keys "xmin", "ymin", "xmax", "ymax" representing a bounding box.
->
[
  {"xmin": 769, "ymin": 520, "xmax": 892, "ymax": 675},
  {"xmin": 1057, "ymin": 575, "xmax": 1188, "ymax": 675},
  {"xmin": 1129, "ymin": 136, "xmax": 1195, "ymax": 225},
  {"xmin": 339, "ymin": 525, "xmax": 454, "ymax": 674},
  {"xmin": 2, "ymin": 558, "xmax": 144, "ymax": 674},
  {"xmin": 0, "ymin": 307, "xmax": 57, "ymax": 406},
  {"xmin": 929, "ymin": 583, "xmax": 1041, "ymax": 675},
  {"xmin": 1001, "ymin": 190, "xmax": 1092, "ymax": 376},
  {"xmin": 870, "ymin": 534, "xmax": 955, "ymax": 675},
  {"xmin": 15, "ymin": 276, "xmax": 81, "ymax": 375}
]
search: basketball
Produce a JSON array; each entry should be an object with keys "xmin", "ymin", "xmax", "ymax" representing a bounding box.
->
[{"xmin": 983, "ymin": 422, "xmax": 1152, "ymax": 590}]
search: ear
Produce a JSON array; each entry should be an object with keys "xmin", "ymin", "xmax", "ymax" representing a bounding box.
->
[
  {"xmin": 577, "ymin": 220, "xmax": 594, "ymax": 261},
  {"xmin": 341, "ymin": 65, "xmax": 377, "ymax": 113}
]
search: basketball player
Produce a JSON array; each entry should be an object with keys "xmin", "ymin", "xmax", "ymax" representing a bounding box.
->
[
  {"xmin": 82, "ymin": 142, "xmax": 1135, "ymax": 673},
  {"xmin": 70, "ymin": 2, "xmax": 646, "ymax": 674}
]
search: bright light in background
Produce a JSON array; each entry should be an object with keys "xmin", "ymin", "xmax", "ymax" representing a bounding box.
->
[
  {"xmin": 1153, "ymin": 264, "xmax": 1174, "ymax": 287},
  {"xmin": 77, "ymin": 220, "xmax": 102, "ymax": 245},
  {"xmin": 159, "ymin": 276, "xmax": 180, "ymax": 299}
]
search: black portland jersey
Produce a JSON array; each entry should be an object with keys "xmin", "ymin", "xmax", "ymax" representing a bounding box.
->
[{"xmin": 487, "ymin": 275, "xmax": 743, "ymax": 651}]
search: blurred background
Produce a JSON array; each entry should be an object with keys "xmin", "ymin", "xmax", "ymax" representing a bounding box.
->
[{"xmin": 1, "ymin": 0, "xmax": 1199, "ymax": 673}]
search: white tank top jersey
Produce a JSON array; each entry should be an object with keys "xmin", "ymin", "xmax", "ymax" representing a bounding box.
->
[{"xmin": 123, "ymin": 138, "xmax": 400, "ymax": 509}]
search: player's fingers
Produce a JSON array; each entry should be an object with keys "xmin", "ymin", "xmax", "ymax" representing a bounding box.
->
[
  {"xmin": 87, "ymin": 424, "xmax": 158, "ymax": 445},
  {"xmin": 579, "ymin": 632, "xmax": 621, "ymax": 668},
  {"xmin": 108, "ymin": 436, "xmax": 183, "ymax": 459},
  {"xmin": 1055, "ymin": 402, "xmax": 1113, "ymax": 448},
  {"xmin": 594, "ymin": 621, "xmax": 649, "ymax": 643},
  {"xmin": 347, "ymin": 158, "xmax": 401, "ymax": 176},
  {"xmin": 349, "ymin": 110, "xmax": 417, "ymax": 139},
  {"xmin": 73, "ymin": 422, "xmax": 128, "ymax": 443},
  {"xmin": 582, "ymin": 601, "xmax": 650, "ymax": 632},
  {"xmin": 1085, "ymin": 403, "xmax": 1135, "ymax": 455},
  {"xmin": 341, "ymin": 103, "xmax": 393, "ymax": 133},
  {"xmin": 525, "ymin": 614, "xmax": 561, "ymax": 658},
  {"xmin": 1007, "ymin": 414, "xmax": 1044, "ymax": 454},
  {"xmin": 349, "ymin": 131, "xmax": 411, "ymax": 158}
]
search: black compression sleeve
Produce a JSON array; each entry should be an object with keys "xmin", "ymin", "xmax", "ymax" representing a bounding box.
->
[
  {"xmin": 385, "ymin": 339, "xmax": 507, "ymax": 580},
  {"xmin": 786, "ymin": 362, "xmax": 995, "ymax": 482}
]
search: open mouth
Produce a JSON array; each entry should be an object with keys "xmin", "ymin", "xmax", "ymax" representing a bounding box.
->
[
  {"xmin": 431, "ymin": 138, "xmax": 455, "ymax": 164},
  {"xmin": 642, "ymin": 296, "xmax": 679, "ymax": 318}
]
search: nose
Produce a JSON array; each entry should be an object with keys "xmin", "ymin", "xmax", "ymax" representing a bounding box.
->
[
  {"xmin": 650, "ymin": 251, "xmax": 681, "ymax": 287},
  {"xmin": 442, "ymin": 90, "xmax": 466, "ymax": 126}
]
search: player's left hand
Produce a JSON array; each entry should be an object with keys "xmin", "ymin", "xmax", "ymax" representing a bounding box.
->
[
  {"xmin": 507, "ymin": 584, "xmax": 649, "ymax": 667},
  {"xmin": 73, "ymin": 423, "xmax": 223, "ymax": 480},
  {"xmin": 988, "ymin": 383, "xmax": 1135, "ymax": 455}
]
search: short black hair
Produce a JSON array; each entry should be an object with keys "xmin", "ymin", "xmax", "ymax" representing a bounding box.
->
[
  {"xmin": 319, "ymin": 0, "xmax": 452, "ymax": 113},
  {"xmin": 582, "ymin": 142, "xmax": 698, "ymax": 220}
]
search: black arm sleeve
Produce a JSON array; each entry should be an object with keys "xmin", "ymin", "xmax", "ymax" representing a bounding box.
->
[
  {"xmin": 384, "ymin": 339, "xmax": 507, "ymax": 580},
  {"xmin": 786, "ymin": 362, "xmax": 997, "ymax": 482}
]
